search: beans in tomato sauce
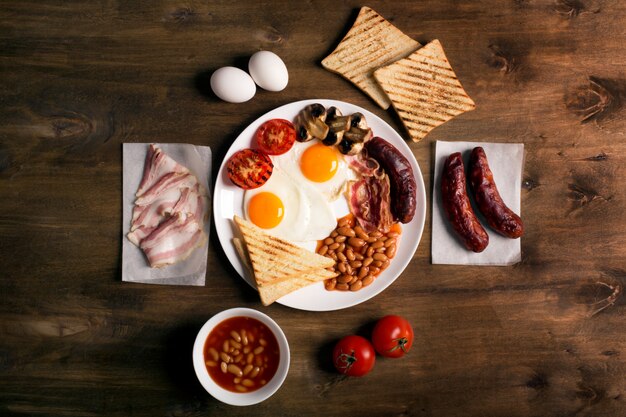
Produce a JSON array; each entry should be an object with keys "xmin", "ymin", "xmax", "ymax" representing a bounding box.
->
[
  {"xmin": 203, "ymin": 316, "xmax": 279, "ymax": 393},
  {"xmin": 317, "ymin": 214, "xmax": 401, "ymax": 292}
]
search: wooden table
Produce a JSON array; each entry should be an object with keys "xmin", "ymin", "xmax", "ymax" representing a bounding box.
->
[{"xmin": 1, "ymin": 1, "xmax": 625, "ymax": 416}]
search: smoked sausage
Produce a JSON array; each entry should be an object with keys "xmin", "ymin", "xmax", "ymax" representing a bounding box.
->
[
  {"xmin": 364, "ymin": 137, "xmax": 416, "ymax": 223},
  {"xmin": 469, "ymin": 147, "xmax": 524, "ymax": 238},
  {"xmin": 441, "ymin": 152, "xmax": 489, "ymax": 252}
]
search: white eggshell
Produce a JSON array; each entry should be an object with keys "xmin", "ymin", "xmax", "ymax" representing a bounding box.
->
[
  {"xmin": 248, "ymin": 51, "xmax": 289, "ymax": 92},
  {"xmin": 210, "ymin": 66, "xmax": 256, "ymax": 103}
]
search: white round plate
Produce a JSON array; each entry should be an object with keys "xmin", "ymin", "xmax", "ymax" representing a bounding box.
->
[{"xmin": 213, "ymin": 99, "xmax": 426, "ymax": 311}]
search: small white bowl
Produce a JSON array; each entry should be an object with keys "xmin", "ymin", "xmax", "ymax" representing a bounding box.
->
[{"xmin": 192, "ymin": 308, "xmax": 290, "ymax": 406}]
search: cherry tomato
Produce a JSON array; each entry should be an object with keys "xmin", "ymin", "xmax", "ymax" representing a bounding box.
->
[
  {"xmin": 371, "ymin": 315, "xmax": 414, "ymax": 358},
  {"xmin": 332, "ymin": 335, "xmax": 375, "ymax": 377},
  {"xmin": 256, "ymin": 119, "xmax": 296, "ymax": 155},
  {"xmin": 226, "ymin": 148, "xmax": 273, "ymax": 190}
]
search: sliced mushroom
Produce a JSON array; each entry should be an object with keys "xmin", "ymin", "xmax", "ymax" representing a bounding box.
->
[
  {"xmin": 337, "ymin": 112, "xmax": 373, "ymax": 155},
  {"xmin": 295, "ymin": 103, "xmax": 329, "ymax": 142},
  {"xmin": 322, "ymin": 107, "xmax": 352, "ymax": 146}
]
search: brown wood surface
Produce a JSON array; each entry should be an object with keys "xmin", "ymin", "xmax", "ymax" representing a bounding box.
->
[{"xmin": 1, "ymin": 1, "xmax": 625, "ymax": 416}]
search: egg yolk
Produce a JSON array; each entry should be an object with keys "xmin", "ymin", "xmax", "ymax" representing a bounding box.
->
[
  {"xmin": 300, "ymin": 143, "xmax": 338, "ymax": 183},
  {"xmin": 248, "ymin": 192, "xmax": 284, "ymax": 229}
]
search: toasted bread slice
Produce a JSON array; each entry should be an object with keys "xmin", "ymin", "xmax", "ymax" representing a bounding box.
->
[
  {"xmin": 373, "ymin": 39, "xmax": 476, "ymax": 142},
  {"xmin": 322, "ymin": 6, "xmax": 421, "ymax": 109},
  {"xmin": 232, "ymin": 235, "xmax": 336, "ymax": 306},
  {"xmin": 233, "ymin": 216, "xmax": 335, "ymax": 287}
]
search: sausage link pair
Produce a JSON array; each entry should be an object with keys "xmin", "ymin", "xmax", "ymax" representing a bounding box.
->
[
  {"xmin": 441, "ymin": 153, "xmax": 489, "ymax": 252},
  {"xmin": 469, "ymin": 147, "xmax": 524, "ymax": 239}
]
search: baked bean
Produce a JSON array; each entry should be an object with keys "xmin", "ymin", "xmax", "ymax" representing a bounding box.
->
[
  {"xmin": 348, "ymin": 275, "xmax": 359, "ymax": 285},
  {"xmin": 358, "ymin": 266, "xmax": 369, "ymax": 279},
  {"xmin": 372, "ymin": 260, "xmax": 383, "ymax": 268},
  {"xmin": 345, "ymin": 264, "xmax": 353, "ymax": 275},
  {"xmin": 370, "ymin": 266, "xmax": 380, "ymax": 275},
  {"xmin": 345, "ymin": 248, "xmax": 355, "ymax": 261},
  {"xmin": 329, "ymin": 252, "xmax": 337, "ymax": 261},
  {"xmin": 349, "ymin": 260, "xmax": 362, "ymax": 268},
  {"xmin": 366, "ymin": 236, "xmax": 377, "ymax": 243},
  {"xmin": 324, "ymin": 278, "xmax": 337, "ymax": 290},
  {"xmin": 208, "ymin": 347, "xmax": 219, "ymax": 362},
  {"xmin": 338, "ymin": 217, "xmax": 351, "ymax": 227},
  {"xmin": 337, "ymin": 262, "xmax": 346, "ymax": 273},
  {"xmin": 220, "ymin": 361, "xmax": 228, "ymax": 373},
  {"xmin": 205, "ymin": 360, "xmax": 217, "ymax": 367},
  {"xmin": 250, "ymin": 367, "xmax": 261, "ymax": 378},
  {"xmin": 337, "ymin": 274, "xmax": 352, "ymax": 284},
  {"xmin": 234, "ymin": 353, "xmax": 243, "ymax": 363},
  {"xmin": 231, "ymin": 340, "xmax": 242, "ymax": 350},
  {"xmin": 242, "ymin": 379, "xmax": 255, "ymax": 387},
  {"xmin": 373, "ymin": 253, "xmax": 388, "ymax": 262},
  {"xmin": 385, "ymin": 237, "xmax": 396, "ymax": 248},
  {"xmin": 337, "ymin": 227, "xmax": 355, "ymax": 237},
  {"xmin": 330, "ymin": 230, "xmax": 338, "ymax": 238},
  {"xmin": 372, "ymin": 240, "xmax": 384, "ymax": 249},
  {"xmin": 355, "ymin": 253, "xmax": 364, "ymax": 261},
  {"xmin": 366, "ymin": 247, "xmax": 375, "ymax": 257},
  {"xmin": 336, "ymin": 283, "xmax": 349, "ymax": 291},
  {"xmin": 348, "ymin": 237, "xmax": 365, "ymax": 248},
  {"xmin": 241, "ymin": 332, "xmax": 248, "ymax": 346},
  {"xmin": 350, "ymin": 280, "xmax": 363, "ymax": 291},
  {"xmin": 220, "ymin": 352, "xmax": 231, "ymax": 363},
  {"xmin": 370, "ymin": 231, "xmax": 383, "ymax": 238},
  {"xmin": 318, "ymin": 245, "xmax": 328, "ymax": 256},
  {"xmin": 324, "ymin": 237, "xmax": 334, "ymax": 245},
  {"xmin": 243, "ymin": 364, "xmax": 253, "ymax": 375},
  {"xmin": 380, "ymin": 259, "xmax": 390, "ymax": 271},
  {"xmin": 387, "ymin": 231, "xmax": 400, "ymax": 238},
  {"xmin": 362, "ymin": 274, "xmax": 374, "ymax": 287},
  {"xmin": 363, "ymin": 257, "xmax": 373, "ymax": 267},
  {"xmin": 386, "ymin": 244, "xmax": 397, "ymax": 258},
  {"xmin": 234, "ymin": 377, "xmax": 241, "ymax": 384},
  {"xmin": 354, "ymin": 226, "xmax": 368, "ymax": 239},
  {"xmin": 235, "ymin": 385, "xmax": 247, "ymax": 392},
  {"xmin": 253, "ymin": 346, "xmax": 264, "ymax": 355},
  {"xmin": 338, "ymin": 243, "xmax": 345, "ymax": 252},
  {"xmin": 329, "ymin": 242, "xmax": 340, "ymax": 250},
  {"xmin": 247, "ymin": 353, "xmax": 254, "ymax": 364},
  {"xmin": 259, "ymin": 338, "xmax": 267, "ymax": 346},
  {"xmin": 223, "ymin": 340, "xmax": 229, "ymax": 353},
  {"xmin": 230, "ymin": 330, "xmax": 242, "ymax": 343},
  {"xmin": 335, "ymin": 235, "xmax": 347, "ymax": 243}
]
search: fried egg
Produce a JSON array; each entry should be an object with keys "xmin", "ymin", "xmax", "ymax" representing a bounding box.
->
[
  {"xmin": 273, "ymin": 140, "xmax": 356, "ymax": 201},
  {"xmin": 243, "ymin": 167, "xmax": 336, "ymax": 242}
]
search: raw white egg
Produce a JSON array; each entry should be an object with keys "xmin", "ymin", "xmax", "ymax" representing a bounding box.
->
[
  {"xmin": 273, "ymin": 140, "xmax": 356, "ymax": 201},
  {"xmin": 248, "ymin": 51, "xmax": 289, "ymax": 92},
  {"xmin": 243, "ymin": 167, "xmax": 336, "ymax": 242},
  {"xmin": 210, "ymin": 66, "xmax": 256, "ymax": 103}
]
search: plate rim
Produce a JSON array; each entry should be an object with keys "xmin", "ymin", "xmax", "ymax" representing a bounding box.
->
[{"xmin": 213, "ymin": 98, "xmax": 426, "ymax": 311}]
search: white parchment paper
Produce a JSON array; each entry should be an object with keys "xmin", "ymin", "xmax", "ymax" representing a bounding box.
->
[
  {"xmin": 122, "ymin": 143, "xmax": 212, "ymax": 285},
  {"xmin": 432, "ymin": 141, "xmax": 524, "ymax": 266}
]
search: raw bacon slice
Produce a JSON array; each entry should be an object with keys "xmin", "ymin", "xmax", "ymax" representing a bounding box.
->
[
  {"xmin": 139, "ymin": 213, "xmax": 207, "ymax": 268},
  {"xmin": 134, "ymin": 172, "xmax": 197, "ymax": 207},
  {"xmin": 136, "ymin": 144, "xmax": 189, "ymax": 197}
]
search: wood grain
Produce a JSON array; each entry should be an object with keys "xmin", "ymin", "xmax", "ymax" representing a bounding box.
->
[{"xmin": 1, "ymin": 1, "xmax": 625, "ymax": 416}]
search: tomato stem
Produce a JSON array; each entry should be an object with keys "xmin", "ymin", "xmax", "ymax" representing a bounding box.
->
[{"xmin": 388, "ymin": 337, "xmax": 409, "ymax": 353}]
